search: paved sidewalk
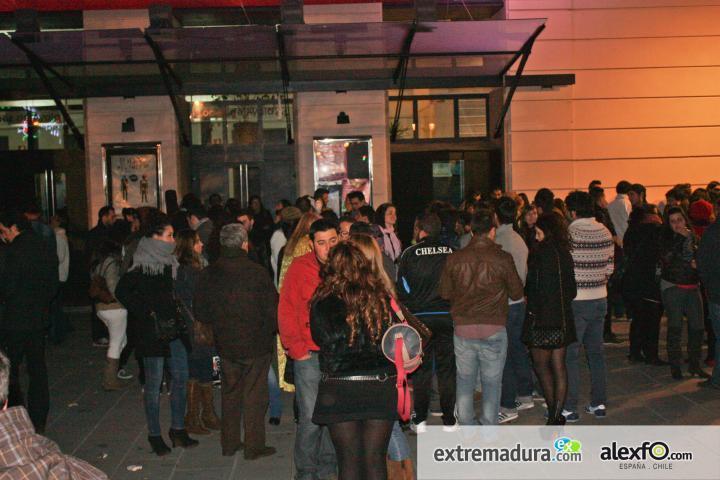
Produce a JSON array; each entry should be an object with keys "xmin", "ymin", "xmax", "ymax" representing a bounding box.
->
[{"xmin": 33, "ymin": 313, "xmax": 720, "ymax": 479}]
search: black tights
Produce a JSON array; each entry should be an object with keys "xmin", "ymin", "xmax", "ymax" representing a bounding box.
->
[
  {"xmin": 328, "ymin": 419, "xmax": 394, "ymax": 480},
  {"xmin": 531, "ymin": 347, "xmax": 567, "ymax": 412}
]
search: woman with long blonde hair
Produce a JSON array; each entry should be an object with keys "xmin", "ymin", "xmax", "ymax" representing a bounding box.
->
[
  {"xmin": 348, "ymin": 233, "xmax": 396, "ymax": 296},
  {"xmin": 277, "ymin": 211, "xmax": 320, "ymax": 392},
  {"xmin": 310, "ymin": 242, "xmax": 397, "ymax": 480}
]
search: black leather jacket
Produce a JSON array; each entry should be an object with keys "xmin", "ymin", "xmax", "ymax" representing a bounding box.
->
[
  {"xmin": 310, "ymin": 295, "xmax": 394, "ymax": 377},
  {"xmin": 660, "ymin": 230, "xmax": 699, "ymax": 286}
]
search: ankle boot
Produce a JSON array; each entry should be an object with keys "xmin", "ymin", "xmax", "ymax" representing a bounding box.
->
[
  {"xmin": 185, "ymin": 380, "xmax": 210, "ymax": 435},
  {"xmin": 168, "ymin": 428, "xmax": 199, "ymax": 449},
  {"xmin": 148, "ymin": 435, "xmax": 171, "ymax": 456},
  {"xmin": 102, "ymin": 358, "xmax": 125, "ymax": 391},
  {"xmin": 199, "ymin": 382, "xmax": 221, "ymax": 430}
]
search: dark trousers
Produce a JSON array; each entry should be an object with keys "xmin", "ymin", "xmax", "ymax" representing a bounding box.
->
[
  {"xmin": 220, "ymin": 353, "xmax": 271, "ymax": 455},
  {"xmin": 411, "ymin": 314, "xmax": 455, "ymax": 425},
  {"xmin": 662, "ymin": 286, "xmax": 704, "ymax": 367},
  {"xmin": 629, "ymin": 298, "xmax": 662, "ymax": 361},
  {"xmin": 0, "ymin": 329, "xmax": 49, "ymax": 433}
]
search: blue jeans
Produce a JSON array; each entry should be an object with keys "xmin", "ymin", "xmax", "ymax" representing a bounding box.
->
[
  {"xmin": 387, "ymin": 421, "xmax": 411, "ymax": 461},
  {"xmin": 566, "ymin": 299, "xmax": 607, "ymax": 412},
  {"xmin": 268, "ymin": 367, "xmax": 282, "ymax": 418},
  {"xmin": 709, "ymin": 303, "xmax": 720, "ymax": 386},
  {"xmin": 501, "ymin": 302, "xmax": 534, "ymax": 410},
  {"xmin": 143, "ymin": 339, "xmax": 189, "ymax": 436},
  {"xmin": 454, "ymin": 330, "xmax": 508, "ymax": 426},
  {"xmin": 293, "ymin": 352, "xmax": 337, "ymax": 480}
]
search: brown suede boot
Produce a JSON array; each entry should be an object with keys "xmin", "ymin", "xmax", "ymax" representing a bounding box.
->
[
  {"xmin": 387, "ymin": 459, "xmax": 404, "ymax": 480},
  {"xmin": 199, "ymin": 382, "xmax": 221, "ymax": 430},
  {"xmin": 102, "ymin": 358, "xmax": 125, "ymax": 391},
  {"xmin": 185, "ymin": 380, "xmax": 210, "ymax": 435},
  {"xmin": 401, "ymin": 458, "xmax": 414, "ymax": 480}
]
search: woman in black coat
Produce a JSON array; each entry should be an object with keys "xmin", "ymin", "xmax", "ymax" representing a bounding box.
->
[
  {"xmin": 523, "ymin": 213, "xmax": 577, "ymax": 425},
  {"xmin": 310, "ymin": 242, "xmax": 396, "ymax": 480},
  {"xmin": 115, "ymin": 219, "xmax": 198, "ymax": 456}
]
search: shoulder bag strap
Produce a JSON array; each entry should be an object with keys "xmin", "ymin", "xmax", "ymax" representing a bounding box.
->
[{"xmin": 394, "ymin": 335, "xmax": 412, "ymax": 422}]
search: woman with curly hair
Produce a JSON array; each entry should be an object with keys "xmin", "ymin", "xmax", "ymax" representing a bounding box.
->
[{"xmin": 310, "ymin": 242, "xmax": 397, "ymax": 480}]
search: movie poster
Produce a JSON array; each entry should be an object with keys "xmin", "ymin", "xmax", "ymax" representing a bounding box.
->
[
  {"xmin": 108, "ymin": 153, "xmax": 158, "ymax": 209},
  {"xmin": 313, "ymin": 138, "xmax": 373, "ymax": 214}
]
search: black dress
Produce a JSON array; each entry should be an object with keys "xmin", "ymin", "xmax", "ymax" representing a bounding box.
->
[
  {"xmin": 310, "ymin": 295, "xmax": 397, "ymax": 425},
  {"xmin": 523, "ymin": 241, "xmax": 578, "ymax": 348}
]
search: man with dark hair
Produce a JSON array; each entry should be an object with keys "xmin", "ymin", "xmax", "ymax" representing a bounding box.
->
[
  {"xmin": 490, "ymin": 187, "xmax": 503, "ymax": 200},
  {"xmin": 356, "ymin": 205, "xmax": 376, "ymax": 224},
  {"xmin": 588, "ymin": 180, "xmax": 602, "ymax": 192},
  {"xmin": 534, "ymin": 188, "xmax": 555, "ymax": 217},
  {"xmin": 494, "ymin": 197, "xmax": 533, "ymax": 423},
  {"xmin": 564, "ymin": 191, "xmax": 614, "ymax": 422},
  {"xmin": 346, "ymin": 191, "xmax": 366, "ymax": 212},
  {"xmin": 278, "ymin": 219, "xmax": 338, "ymax": 479},
  {"xmin": 439, "ymin": 209, "xmax": 524, "ymax": 426},
  {"xmin": 337, "ymin": 215, "xmax": 355, "ymax": 242},
  {"xmin": 397, "ymin": 213, "xmax": 455, "ymax": 433},
  {"xmin": 0, "ymin": 210, "xmax": 58, "ymax": 434},
  {"xmin": 628, "ymin": 183, "xmax": 646, "ymax": 209},
  {"xmin": 608, "ymin": 180, "xmax": 632, "ymax": 245},
  {"xmin": 86, "ymin": 206, "xmax": 117, "ymax": 346},
  {"xmin": 0, "ymin": 350, "xmax": 109, "ymax": 479}
]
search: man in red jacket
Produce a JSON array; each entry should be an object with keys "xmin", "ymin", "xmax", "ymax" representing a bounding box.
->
[{"xmin": 279, "ymin": 219, "xmax": 338, "ymax": 480}]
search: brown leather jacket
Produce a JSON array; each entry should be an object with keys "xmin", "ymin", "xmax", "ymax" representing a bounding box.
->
[{"xmin": 439, "ymin": 235, "xmax": 524, "ymax": 326}]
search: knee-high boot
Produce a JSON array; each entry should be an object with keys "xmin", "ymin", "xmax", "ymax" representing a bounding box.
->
[
  {"xmin": 199, "ymin": 382, "xmax": 221, "ymax": 430},
  {"xmin": 185, "ymin": 380, "xmax": 210, "ymax": 435}
]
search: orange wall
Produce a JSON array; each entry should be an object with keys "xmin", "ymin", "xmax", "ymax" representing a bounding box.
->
[{"xmin": 506, "ymin": 0, "xmax": 720, "ymax": 203}]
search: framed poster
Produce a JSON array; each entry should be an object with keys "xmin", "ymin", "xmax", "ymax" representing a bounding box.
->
[
  {"xmin": 103, "ymin": 143, "xmax": 162, "ymax": 210},
  {"xmin": 313, "ymin": 137, "xmax": 373, "ymax": 214}
]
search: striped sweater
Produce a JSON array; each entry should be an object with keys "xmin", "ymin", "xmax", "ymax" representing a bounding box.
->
[{"xmin": 568, "ymin": 218, "xmax": 615, "ymax": 301}]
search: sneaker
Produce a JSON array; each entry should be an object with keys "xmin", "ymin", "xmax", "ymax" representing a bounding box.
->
[
  {"xmin": 498, "ymin": 411, "xmax": 519, "ymax": 424},
  {"xmin": 562, "ymin": 410, "xmax": 580, "ymax": 423},
  {"xmin": 429, "ymin": 406, "xmax": 443, "ymax": 417},
  {"xmin": 516, "ymin": 398, "xmax": 535, "ymax": 411},
  {"xmin": 117, "ymin": 369, "xmax": 133, "ymax": 380},
  {"xmin": 442, "ymin": 418, "xmax": 459, "ymax": 432},
  {"xmin": 92, "ymin": 338, "xmax": 109, "ymax": 347},
  {"xmin": 585, "ymin": 404, "xmax": 607, "ymax": 418},
  {"xmin": 410, "ymin": 420, "xmax": 427, "ymax": 434}
]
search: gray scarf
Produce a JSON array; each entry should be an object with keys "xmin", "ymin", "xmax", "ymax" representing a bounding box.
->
[{"xmin": 130, "ymin": 237, "xmax": 179, "ymax": 279}]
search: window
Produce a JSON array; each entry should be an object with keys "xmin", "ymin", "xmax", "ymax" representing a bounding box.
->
[
  {"xmin": 187, "ymin": 94, "xmax": 293, "ymax": 146},
  {"xmin": 0, "ymin": 104, "xmax": 84, "ymax": 151},
  {"xmin": 417, "ymin": 99, "xmax": 454, "ymax": 139},
  {"xmin": 388, "ymin": 95, "xmax": 487, "ymax": 141},
  {"xmin": 458, "ymin": 98, "xmax": 488, "ymax": 138}
]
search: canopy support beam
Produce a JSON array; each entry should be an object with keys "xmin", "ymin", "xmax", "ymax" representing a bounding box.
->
[
  {"xmin": 391, "ymin": 22, "xmax": 417, "ymax": 142},
  {"xmin": 493, "ymin": 24, "xmax": 545, "ymax": 139},
  {"xmin": 10, "ymin": 36, "xmax": 84, "ymax": 149},
  {"xmin": 144, "ymin": 32, "xmax": 190, "ymax": 147},
  {"xmin": 276, "ymin": 27, "xmax": 294, "ymax": 144}
]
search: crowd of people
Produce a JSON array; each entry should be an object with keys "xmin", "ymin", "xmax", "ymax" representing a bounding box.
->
[{"xmin": 0, "ymin": 178, "xmax": 719, "ymax": 479}]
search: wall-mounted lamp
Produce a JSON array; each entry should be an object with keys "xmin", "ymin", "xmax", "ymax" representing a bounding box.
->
[
  {"xmin": 337, "ymin": 111, "xmax": 350, "ymax": 125},
  {"xmin": 121, "ymin": 117, "xmax": 135, "ymax": 133}
]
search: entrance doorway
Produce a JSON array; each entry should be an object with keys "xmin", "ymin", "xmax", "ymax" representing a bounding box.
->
[
  {"xmin": 192, "ymin": 162, "xmax": 262, "ymax": 208},
  {"xmin": 391, "ymin": 150, "xmax": 502, "ymax": 244}
]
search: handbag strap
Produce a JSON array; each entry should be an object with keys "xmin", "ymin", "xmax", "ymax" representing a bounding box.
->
[{"xmin": 394, "ymin": 336, "xmax": 412, "ymax": 422}]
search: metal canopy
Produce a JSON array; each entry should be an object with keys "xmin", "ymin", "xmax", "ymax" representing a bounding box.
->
[{"xmin": 0, "ymin": 18, "xmax": 574, "ymax": 101}]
